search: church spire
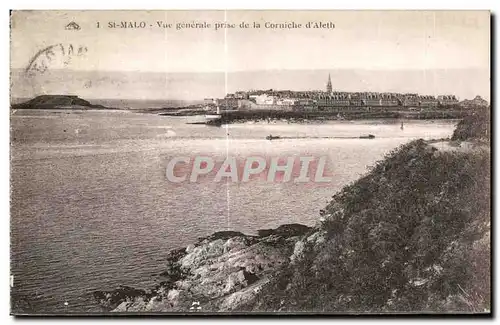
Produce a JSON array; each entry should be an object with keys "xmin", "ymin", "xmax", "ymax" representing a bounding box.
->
[{"xmin": 326, "ymin": 73, "xmax": 332, "ymax": 93}]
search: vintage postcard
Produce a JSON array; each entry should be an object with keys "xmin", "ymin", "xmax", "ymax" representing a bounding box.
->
[{"xmin": 10, "ymin": 10, "xmax": 491, "ymax": 315}]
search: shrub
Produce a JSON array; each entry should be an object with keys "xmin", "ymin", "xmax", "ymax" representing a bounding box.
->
[{"xmin": 250, "ymin": 139, "xmax": 490, "ymax": 313}]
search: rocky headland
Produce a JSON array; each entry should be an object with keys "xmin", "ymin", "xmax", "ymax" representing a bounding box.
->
[
  {"xmin": 11, "ymin": 95, "xmax": 107, "ymax": 110},
  {"xmin": 93, "ymin": 224, "xmax": 313, "ymax": 313}
]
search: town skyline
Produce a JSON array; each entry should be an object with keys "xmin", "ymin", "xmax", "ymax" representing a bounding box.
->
[{"xmin": 11, "ymin": 67, "xmax": 490, "ymax": 102}]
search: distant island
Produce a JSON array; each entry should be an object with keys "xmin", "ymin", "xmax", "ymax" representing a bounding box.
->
[{"xmin": 11, "ymin": 95, "xmax": 108, "ymax": 110}]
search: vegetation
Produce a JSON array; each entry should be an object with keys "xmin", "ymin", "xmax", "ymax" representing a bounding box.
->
[{"xmin": 452, "ymin": 110, "xmax": 490, "ymax": 141}]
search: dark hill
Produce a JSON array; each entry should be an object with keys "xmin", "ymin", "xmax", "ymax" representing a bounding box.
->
[{"xmin": 11, "ymin": 95, "xmax": 106, "ymax": 109}]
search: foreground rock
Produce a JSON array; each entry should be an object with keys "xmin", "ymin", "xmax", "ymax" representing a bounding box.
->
[{"xmin": 93, "ymin": 224, "xmax": 312, "ymax": 312}]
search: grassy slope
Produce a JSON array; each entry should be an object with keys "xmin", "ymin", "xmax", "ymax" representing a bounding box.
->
[
  {"xmin": 246, "ymin": 116, "xmax": 490, "ymax": 313},
  {"xmin": 451, "ymin": 109, "xmax": 491, "ymax": 141}
]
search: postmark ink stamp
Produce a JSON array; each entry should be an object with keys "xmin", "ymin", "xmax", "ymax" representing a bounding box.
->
[{"xmin": 25, "ymin": 43, "xmax": 88, "ymax": 76}]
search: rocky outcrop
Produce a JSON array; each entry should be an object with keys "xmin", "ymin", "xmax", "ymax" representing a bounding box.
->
[
  {"xmin": 11, "ymin": 95, "xmax": 106, "ymax": 109},
  {"xmin": 249, "ymin": 139, "xmax": 490, "ymax": 313},
  {"xmin": 93, "ymin": 224, "xmax": 312, "ymax": 312}
]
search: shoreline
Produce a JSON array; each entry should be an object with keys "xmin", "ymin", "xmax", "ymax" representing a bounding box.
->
[
  {"xmin": 12, "ymin": 106, "xmax": 470, "ymax": 126},
  {"xmin": 158, "ymin": 108, "xmax": 475, "ymax": 124},
  {"xmin": 93, "ymin": 224, "xmax": 314, "ymax": 312}
]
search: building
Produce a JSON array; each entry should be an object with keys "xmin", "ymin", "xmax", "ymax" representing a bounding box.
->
[
  {"xmin": 234, "ymin": 91, "xmax": 249, "ymax": 99},
  {"xmin": 317, "ymin": 94, "xmax": 350, "ymax": 107},
  {"xmin": 216, "ymin": 97, "xmax": 238, "ymax": 109},
  {"xmin": 277, "ymin": 98, "xmax": 297, "ymax": 106},
  {"xmin": 251, "ymin": 94, "xmax": 277, "ymax": 105},
  {"xmin": 379, "ymin": 93, "xmax": 401, "ymax": 106},
  {"xmin": 438, "ymin": 95, "xmax": 459, "ymax": 106},
  {"xmin": 419, "ymin": 95, "xmax": 439, "ymax": 108},
  {"xmin": 361, "ymin": 93, "xmax": 383, "ymax": 106}
]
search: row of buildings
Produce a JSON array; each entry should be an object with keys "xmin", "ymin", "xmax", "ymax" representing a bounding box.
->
[{"xmin": 205, "ymin": 74, "xmax": 460, "ymax": 111}]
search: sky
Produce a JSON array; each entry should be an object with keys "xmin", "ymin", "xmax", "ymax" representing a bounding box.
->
[{"xmin": 10, "ymin": 10, "xmax": 491, "ymax": 100}]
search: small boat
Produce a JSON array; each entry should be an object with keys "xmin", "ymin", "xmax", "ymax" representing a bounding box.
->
[
  {"xmin": 359, "ymin": 134, "xmax": 376, "ymax": 139},
  {"xmin": 266, "ymin": 134, "xmax": 281, "ymax": 140}
]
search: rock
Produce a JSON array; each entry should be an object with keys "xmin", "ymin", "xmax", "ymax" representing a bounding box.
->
[
  {"xmin": 199, "ymin": 231, "xmax": 247, "ymax": 242},
  {"xmin": 290, "ymin": 240, "xmax": 305, "ymax": 264},
  {"xmin": 93, "ymin": 285, "xmax": 148, "ymax": 311},
  {"xmin": 157, "ymin": 260, "xmax": 184, "ymax": 286},
  {"xmin": 185, "ymin": 244, "xmax": 195, "ymax": 254},
  {"xmin": 223, "ymin": 237, "xmax": 251, "ymax": 253},
  {"xmin": 178, "ymin": 239, "xmax": 226, "ymax": 270},
  {"xmin": 306, "ymin": 230, "xmax": 326, "ymax": 245},
  {"xmin": 224, "ymin": 270, "xmax": 247, "ymax": 294},
  {"xmin": 242, "ymin": 268, "xmax": 259, "ymax": 285},
  {"xmin": 94, "ymin": 224, "xmax": 310, "ymax": 312},
  {"xmin": 166, "ymin": 289, "xmax": 180, "ymax": 306},
  {"xmin": 257, "ymin": 223, "xmax": 312, "ymax": 237},
  {"xmin": 218, "ymin": 278, "xmax": 269, "ymax": 311}
]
